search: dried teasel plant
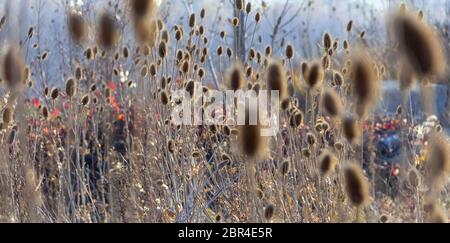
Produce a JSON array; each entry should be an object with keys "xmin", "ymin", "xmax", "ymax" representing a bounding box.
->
[{"xmin": 391, "ymin": 9, "xmax": 446, "ymax": 80}]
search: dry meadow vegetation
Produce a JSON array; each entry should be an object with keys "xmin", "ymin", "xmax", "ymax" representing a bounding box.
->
[{"xmin": 0, "ymin": 0, "xmax": 449, "ymax": 223}]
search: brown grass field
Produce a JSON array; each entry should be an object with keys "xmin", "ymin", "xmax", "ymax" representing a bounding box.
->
[{"xmin": 0, "ymin": 0, "xmax": 448, "ymax": 223}]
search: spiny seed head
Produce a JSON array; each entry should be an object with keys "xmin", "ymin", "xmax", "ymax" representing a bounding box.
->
[
  {"xmin": 50, "ymin": 87, "xmax": 59, "ymax": 100},
  {"xmin": 305, "ymin": 62, "xmax": 324, "ymax": 90},
  {"xmin": 347, "ymin": 20, "xmax": 353, "ymax": 32},
  {"xmin": 265, "ymin": 46, "xmax": 272, "ymax": 57},
  {"xmin": 160, "ymin": 91, "xmax": 169, "ymax": 105},
  {"xmin": 42, "ymin": 106, "xmax": 49, "ymax": 119},
  {"xmin": 246, "ymin": 2, "xmax": 252, "ymax": 14},
  {"xmin": 130, "ymin": 0, "xmax": 156, "ymax": 19},
  {"xmin": 321, "ymin": 55, "xmax": 330, "ymax": 69},
  {"xmin": 81, "ymin": 94, "xmax": 90, "ymax": 106},
  {"xmin": 68, "ymin": 12, "xmax": 87, "ymax": 44},
  {"xmin": 232, "ymin": 17, "xmax": 240, "ymax": 27},
  {"xmin": 319, "ymin": 150, "xmax": 338, "ymax": 176},
  {"xmin": 255, "ymin": 12, "xmax": 261, "ymax": 22},
  {"xmin": 235, "ymin": 0, "xmax": 244, "ymax": 10},
  {"xmin": 65, "ymin": 77, "xmax": 77, "ymax": 97},
  {"xmin": 2, "ymin": 106, "xmax": 13, "ymax": 124},
  {"xmin": 342, "ymin": 114, "xmax": 361, "ymax": 145},
  {"xmin": 2, "ymin": 45, "xmax": 25, "ymax": 89},
  {"xmin": 158, "ymin": 41, "xmax": 167, "ymax": 58},
  {"xmin": 285, "ymin": 44, "xmax": 294, "ymax": 59},
  {"xmin": 350, "ymin": 52, "xmax": 379, "ymax": 118},
  {"xmin": 321, "ymin": 88, "xmax": 343, "ymax": 118},
  {"xmin": 426, "ymin": 134, "xmax": 450, "ymax": 186},
  {"xmin": 302, "ymin": 148, "xmax": 311, "ymax": 158},
  {"xmin": 227, "ymin": 65, "xmax": 244, "ymax": 91},
  {"xmin": 333, "ymin": 71, "xmax": 344, "ymax": 86},
  {"xmin": 161, "ymin": 29, "xmax": 169, "ymax": 43},
  {"xmin": 189, "ymin": 13, "xmax": 196, "ymax": 28},
  {"xmin": 98, "ymin": 12, "xmax": 119, "ymax": 49},
  {"xmin": 239, "ymin": 107, "xmax": 266, "ymax": 158},
  {"xmin": 279, "ymin": 160, "xmax": 290, "ymax": 175},
  {"xmin": 264, "ymin": 204, "xmax": 274, "ymax": 221},
  {"xmin": 323, "ymin": 32, "xmax": 332, "ymax": 50},
  {"xmin": 289, "ymin": 111, "xmax": 303, "ymax": 128},
  {"xmin": 75, "ymin": 65, "xmax": 83, "ymax": 80},
  {"xmin": 344, "ymin": 163, "xmax": 369, "ymax": 206},
  {"xmin": 306, "ymin": 132, "xmax": 316, "ymax": 146},
  {"xmin": 167, "ymin": 139, "xmax": 175, "ymax": 153},
  {"xmin": 200, "ymin": 8, "xmax": 206, "ymax": 19},
  {"xmin": 267, "ymin": 61, "xmax": 287, "ymax": 99},
  {"xmin": 392, "ymin": 9, "xmax": 446, "ymax": 79}
]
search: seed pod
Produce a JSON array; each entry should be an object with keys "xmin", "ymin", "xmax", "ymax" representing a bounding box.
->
[
  {"xmin": 285, "ymin": 44, "xmax": 294, "ymax": 59},
  {"xmin": 342, "ymin": 114, "xmax": 360, "ymax": 144},
  {"xmin": 81, "ymin": 94, "xmax": 90, "ymax": 106},
  {"xmin": 305, "ymin": 62, "xmax": 323, "ymax": 90},
  {"xmin": 344, "ymin": 163, "xmax": 369, "ymax": 206},
  {"xmin": 2, "ymin": 107, "xmax": 13, "ymax": 124},
  {"xmin": 279, "ymin": 160, "xmax": 290, "ymax": 176},
  {"xmin": 318, "ymin": 150, "xmax": 338, "ymax": 176},
  {"xmin": 289, "ymin": 111, "xmax": 303, "ymax": 128},
  {"xmin": 267, "ymin": 61, "xmax": 287, "ymax": 99},
  {"xmin": 68, "ymin": 12, "xmax": 87, "ymax": 44},
  {"xmin": 392, "ymin": 10, "xmax": 445, "ymax": 79},
  {"xmin": 323, "ymin": 32, "xmax": 332, "ymax": 50},
  {"xmin": 2, "ymin": 45, "xmax": 25, "ymax": 89},
  {"xmin": 98, "ymin": 12, "xmax": 119, "ymax": 49},
  {"xmin": 189, "ymin": 13, "xmax": 196, "ymax": 28},
  {"xmin": 347, "ymin": 20, "xmax": 353, "ymax": 32},
  {"xmin": 65, "ymin": 77, "xmax": 77, "ymax": 97},
  {"xmin": 50, "ymin": 87, "xmax": 59, "ymax": 100},
  {"xmin": 321, "ymin": 88, "xmax": 343, "ymax": 117},
  {"xmin": 264, "ymin": 204, "xmax": 274, "ymax": 221},
  {"xmin": 160, "ymin": 91, "xmax": 169, "ymax": 105}
]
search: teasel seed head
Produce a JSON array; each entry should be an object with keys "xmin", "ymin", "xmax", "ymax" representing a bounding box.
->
[
  {"xmin": 67, "ymin": 12, "xmax": 87, "ymax": 44},
  {"xmin": 321, "ymin": 88, "xmax": 343, "ymax": 118},
  {"xmin": 285, "ymin": 44, "xmax": 294, "ymax": 59},
  {"xmin": 50, "ymin": 87, "xmax": 59, "ymax": 100},
  {"xmin": 65, "ymin": 77, "xmax": 77, "ymax": 97},
  {"xmin": 239, "ymin": 107, "xmax": 267, "ymax": 158},
  {"xmin": 392, "ymin": 9, "xmax": 445, "ymax": 79},
  {"xmin": 160, "ymin": 91, "xmax": 169, "ymax": 105},
  {"xmin": 2, "ymin": 106, "xmax": 13, "ymax": 124},
  {"xmin": 97, "ymin": 12, "xmax": 119, "ymax": 49},
  {"xmin": 189, "ymin": 13, "xmax": 196, "ymax": 28},
  {"xmin": 266, "ymin": 60, "xmax": 288, "ymax": 100},
  {"xmin": 306, "ymin": 132, "xmax": 316, "ymax": 146},
  {"xmin": 305, "ymin": 62, "xmax": 324, "ymax": 90},
  {"xmin": 347, "ymin": 20, "xmax": 353, "ymax": 32},
  {"xmin": 344, "ymin": 163, "xmax": 369, "ymax": 206},
  {"xmin": 80, "ymin": 94, "xmax": 90, "ymax": 106},
  {"xmin": 255, "ymin": 12, "xmax": 261, "ymax": 23},
  {"xmin": 350, "ymin": 52, "xmax": 379, "ymax": 118},
  {"xmin": 227, "ymin": 64, "xmax": 244, "ymax": 91},
  {"xmin": 2, "ymin": 45, "xmax": 25, "ymax": 90},
  {"xmin": 264, "ymin": 204, "xmax": 274, "ymax": 221},
  {"xmin": 158, "ymin": 41, "xmax": 167, "ymax": 58},
  {"xmin": 426, "ymin": 134, "xmax": 450, "ymax": 187},
  {"xmin": 318, "ymin": 150, "xmax": 338, "ymax": 176},
  {"xmin": 130, "ymin": 0, "xmax": 157, "ymax": 19},
  {"xmin": 246, "ymin": 2, "xmax": 252, "ymax": 14},
  {"xmin": 342, "ymin": 114, "xmax": 361, "ymax": 145},
  {"xmin": 289, "ymin": 111, "xmax": 303, "ymax": 128},
  {"xmin": 323, "ymin": 32, "xmax": 332, "ymax": 50},
  {"xmin": 279, "ymin": 160, "xmax": 290, "ymax": 176}
]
